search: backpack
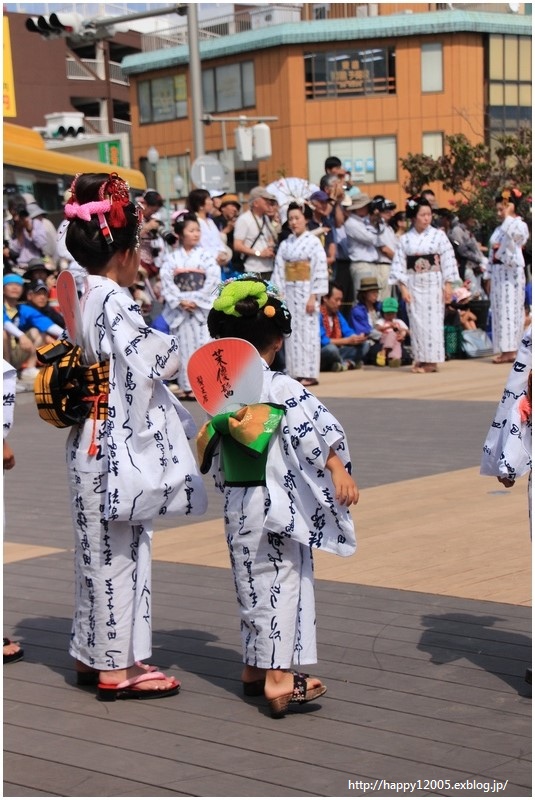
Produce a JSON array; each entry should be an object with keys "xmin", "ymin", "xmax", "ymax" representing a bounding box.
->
[{"xmin": 34, "ymin": 339, "xmax": 109, "ymax": 428}]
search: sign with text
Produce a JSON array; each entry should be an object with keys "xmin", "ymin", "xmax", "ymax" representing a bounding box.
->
[{"xmin": 3, "ymin": 18, "xmax": 17, "ymax": 117}]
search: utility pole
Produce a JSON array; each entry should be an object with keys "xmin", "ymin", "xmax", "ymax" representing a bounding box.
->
[{"xmin": 187, "ymin": 4, "xmax": 205, "ymax": 159}]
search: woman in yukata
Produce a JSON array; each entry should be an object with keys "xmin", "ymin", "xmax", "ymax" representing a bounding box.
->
[
  {"xmin": 63, "ymin": 172, "xmax": 207, "ymax": 701},
  {"xmin": 389, "ymin": 194, "xmax": 460, "ymax": 373},
  {"xmin": 487, "ymin": 188, "xmax": 530, "ymax": 364},
  {"xmin": 272, "ymin": 202, "xmax": 329, "ymax": 386},
  {"xmin": 186, "ymin": 188, "xmax": 231, "ymax": 269},
  {"xmin": 159, "ymin": 214, "xmax": 221, "ymax": 400},
  {"xmin": 200, "ymin": 274, "xmax": 358, "ymax": 717}
]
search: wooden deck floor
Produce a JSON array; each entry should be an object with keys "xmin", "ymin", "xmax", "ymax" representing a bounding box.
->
[{"xmin": 3, "ymin": 357, "xmax": 532, "ymax": 797}]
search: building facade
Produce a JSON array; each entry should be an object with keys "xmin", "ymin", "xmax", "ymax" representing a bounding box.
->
[{"xmin": 121, "ymin": 4, "xmax": 531, "ymax": 206}]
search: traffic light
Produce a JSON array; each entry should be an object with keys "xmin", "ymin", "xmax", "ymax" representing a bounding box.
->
[
  {"xmin": 45, "ymin": 112, "xmax": 85, "ymax": 139},
  {"xmin": 26, "ymin": 12, "xmax": 84, "ymax": 40}
]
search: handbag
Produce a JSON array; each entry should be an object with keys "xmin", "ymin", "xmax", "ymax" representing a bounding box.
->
[{"xmin": 461, "ymin": 328, "xmax": 493, "ymax": 358}]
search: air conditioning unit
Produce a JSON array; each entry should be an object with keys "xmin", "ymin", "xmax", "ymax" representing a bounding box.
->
[{"xmin": 249, "ymin": 5, "xmax": 302, "ymax": 30}]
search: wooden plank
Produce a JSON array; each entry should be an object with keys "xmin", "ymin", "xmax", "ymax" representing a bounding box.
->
[
  {"xmin": 4, "ymin": 698, "xmax": 530, "ymax": 794},
  {"xmin": 3, "ymin": 753, "xmax": 189, "ymax": 797}
]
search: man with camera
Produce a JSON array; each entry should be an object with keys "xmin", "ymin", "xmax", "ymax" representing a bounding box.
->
[
  {"xmin": 369, "ymin": 195, "xmax": 399, "ymax": 300},
  {"xmin": 233, "ymin": 186, "xmax": 278, "ymax": 279},
  {"xmin": 6, "ymin": 196, "xmax": 48, "ymax": 271},
  {"xmin": 139, "ymin": 190, "xmax": 166, "ymax": 278},
  {"xmin": 344, "ymin": 194, "xmax": 385, "ymax": 301}
]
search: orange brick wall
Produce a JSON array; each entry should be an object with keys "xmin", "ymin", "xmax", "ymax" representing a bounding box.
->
[{"xmin": 130, "ymin": 31, "xmax": 485, "ymax": 208}]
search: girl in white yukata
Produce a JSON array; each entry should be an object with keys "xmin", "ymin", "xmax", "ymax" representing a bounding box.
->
[
  {"xmin": 481, "ymin": 326, "xmax": 532, "ymax": 523},
  {"xmin": 487, "ymin": 188, "xmax": 530, "ymax": 364},
  {"xmin": 160, "ymin": 215, "xmax": 221, "ymax": 400},
  {"xmin": 389, "ymin": 195, "xmax": 460, "ymax": 373},
  {"xmin": 3, "ymin": 359, "xmax": 24, "ymax": 665},
  {"xmin": 63, "ymin": 172, "xmax": 207, "ymax": 701},
  {"xmin": 272, "ymin": 203, "xmax": 329, "ymax": 386},
  {"xmin": 201, "ymin": 275, "xmax": 358, "ymax": 718}
]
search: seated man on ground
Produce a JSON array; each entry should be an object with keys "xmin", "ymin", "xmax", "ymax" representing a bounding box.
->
[
  {"xmin": 349, "ymin": 276, "xmax": 385, "ymax": 366},
  {"xmin": 25, "ymin": 280, "xmax": 65, "ymax": 330},
  {"xmin": 320, "ymin": 282, "xmax": 367, "ymax": 371},
  {"xmin": 3, "ymin": 273, "xmax": 63, "ymax": 383}
]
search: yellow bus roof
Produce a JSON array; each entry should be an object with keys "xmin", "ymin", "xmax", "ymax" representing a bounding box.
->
[{"xmin": 4, "ymin": 123, "xmax": 147, "ymax": 192}]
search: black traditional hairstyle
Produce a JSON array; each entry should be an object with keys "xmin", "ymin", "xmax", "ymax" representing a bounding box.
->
[
  {"xmin": 405, "ymin": 195, "xmax": 432, "ymax": 219},
  {"xmin": 287, "ymin": 200, "xmax": 313, "ymax": 221},
  {"xmin": 173, "ymin": 212, "xmax": 200, "ymax": 238},
  {"xmin": 65, "ymin": 172, "xmax": 140, "ymax": 272},
  {"xmin": 207, "ymin": 274, "xmax": 292, "ymax": 352}
]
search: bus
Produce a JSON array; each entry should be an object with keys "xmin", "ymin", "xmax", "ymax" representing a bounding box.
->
[{"xmin": 3, "ymin": 122, "xmax": 147, "ymax": 227}]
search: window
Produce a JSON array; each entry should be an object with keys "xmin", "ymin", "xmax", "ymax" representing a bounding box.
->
[
  {"xmin": 304, "ymin": 47, "xmax": 396, "ymax": 99},
  {"xmin": 421, "ymin": 43, "xmax": 443, "ymax": 93},
  {"xmin": 140, "ymin": 153, "xmax": 192, "ymax": 199},
  {"xmin": 313, "ymin": 4, "xmax": 329, "ymax": 19},
  {"xmin": 308, "ymin": 136, "xmax": 397, "ymax": 185},
  {"xmin": 422, "ymin": 132, "xmax": 443, "ymax": 159},
  {"xmin": 137, "ymin": 74, "xmax": 188, "ymax": 124},
  {"xmin": 487, "ymin": 34, "xmax": 531, "ymax": 136},
  {"xmin": 202, "ymin": 62, "xmax": 255, "ymax": 113}
]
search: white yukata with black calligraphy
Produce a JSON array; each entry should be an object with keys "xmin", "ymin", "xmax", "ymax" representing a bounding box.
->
[
  {"xmin": 160, "ymin": 245, "xmax": 221, "ymax": 392},
  {"xmin": 3, "ymin": 360, "xmax": 16, "ymax": 530},
  {"xmin": 389, "ymin": 226, "xmax": 459, "ymax": 364},
  {"xmin": 3, "ymin": 359, "xmax": 16, "ymax": 440},
  {"xmin": 272, "ymin": 231, "xmax": 329, "ymax": 380},
  {"xmin": 207, "ymin": 363, "xmax": 356, "ymax": 670},
  {"xmin": 488, "ymin": 215, "xmax": 529, "ymax": 355},
  {"xmin": 481, "ymin": 326, "xmax": 532, "ymax": 524},
  {"xmin": 66, "ymin": 275, "xmax": 207, "ymax": 671}
]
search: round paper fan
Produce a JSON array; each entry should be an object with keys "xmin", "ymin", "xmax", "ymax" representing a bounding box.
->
[{"xmin": 187, "ymin": 337, "xmax": 264, "ymax": 415}]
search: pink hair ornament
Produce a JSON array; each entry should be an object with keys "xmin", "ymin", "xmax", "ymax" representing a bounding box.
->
[
  {"xmin": 64, "ymin": 199, "xmax": 114, "ymax": 244},
  {"xmin": 64, "ymin": 200, "xmax": 112, "ymax": 222}
]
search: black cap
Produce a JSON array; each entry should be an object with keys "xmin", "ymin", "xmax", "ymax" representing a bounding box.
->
[{"xmin": 28, "ymin": 279, "xmax": 49, "ymax": 293}]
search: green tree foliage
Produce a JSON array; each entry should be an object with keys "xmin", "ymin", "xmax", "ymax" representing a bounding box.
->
[{"xmin": 400, "ymin": 131, "xmax": 531, "ymax": 238}]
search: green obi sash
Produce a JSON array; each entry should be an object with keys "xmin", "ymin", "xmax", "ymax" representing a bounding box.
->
[{"xmin": 197, "ymin": 403, "xmax": 285, "ymax": 486}]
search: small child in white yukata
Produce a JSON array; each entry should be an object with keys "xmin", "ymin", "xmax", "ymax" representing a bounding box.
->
[{"xmin": 199, "ymin": 274, "xmax": 359, "ymax": 718}]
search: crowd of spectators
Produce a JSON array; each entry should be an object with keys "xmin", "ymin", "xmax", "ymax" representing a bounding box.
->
[{"xmin": 3, "ymin": 162, "xmax": 531, "ymax": 390}]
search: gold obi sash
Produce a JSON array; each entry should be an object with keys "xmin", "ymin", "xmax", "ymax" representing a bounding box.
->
[{"xmin": 285, "ymin": 260, "xmax": 311, "ymax": 281}]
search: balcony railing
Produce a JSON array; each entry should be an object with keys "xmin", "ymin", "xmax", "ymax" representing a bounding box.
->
[
  {"xmin": 66, "ymin": 57, "xmax": 129, "ymax": 86},
  {"xmin": 84, "ymin": 116, "xmax": 132, "ymax": 135},
  {"xmin": 141, "ymin": 4, "xmax": 303, "ymax": 52}
]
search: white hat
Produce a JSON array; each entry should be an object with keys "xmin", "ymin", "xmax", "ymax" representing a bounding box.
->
[{"xmin": 26, "ymin": 202, "xmax": 47, "ymax": 219}]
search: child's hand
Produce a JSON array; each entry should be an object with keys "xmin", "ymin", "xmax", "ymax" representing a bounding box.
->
[
  {"xmin": 326, "ymin": 450, "xmax": 359, "ymax": 506},
  {"xmin": 334, "ymin": 470, "xmax": 359, "ymax": 507},
  {"xmin": 3, "ymin": 440, "xmax": 15, "ymax": 471}
]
